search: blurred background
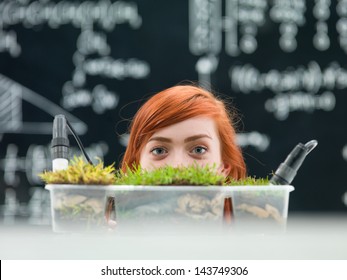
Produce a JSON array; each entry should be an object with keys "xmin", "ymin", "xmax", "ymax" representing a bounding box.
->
[{"xmin": 0, "ymin": 0, "xmax": 347, "ymax": 226}]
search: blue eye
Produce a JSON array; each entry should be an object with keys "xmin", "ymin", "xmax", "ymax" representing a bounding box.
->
[
  {"xmin": 151, "ymin": 147, "xmax": 167, "ymax": 156},
  {"xmin": 192, "ymin": 146, "xmax": 207, "ymax": 154}
]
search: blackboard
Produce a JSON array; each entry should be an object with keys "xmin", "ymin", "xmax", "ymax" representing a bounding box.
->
[{"xmin": 1, "ymin": 0, "xmax": 347, "ymax": 223}]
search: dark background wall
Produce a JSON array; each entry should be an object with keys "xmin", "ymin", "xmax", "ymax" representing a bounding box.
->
[{"xmin": 0, "ymin": 0, "xmax": 346, "ymax": 223}]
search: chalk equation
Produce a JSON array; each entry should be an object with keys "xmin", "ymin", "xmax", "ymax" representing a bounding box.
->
[{"xmin": 0, "ymin": 0, "xmax": 148, "ymax": 114}]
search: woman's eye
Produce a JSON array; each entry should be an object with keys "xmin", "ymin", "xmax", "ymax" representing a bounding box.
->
[
  {"xmin": 191, "ymin": 146, "xmax": 207, "ymax": 155},
  {"xmin": 151, "ymin": 147, "xmax": 167, "ymax": 156}
]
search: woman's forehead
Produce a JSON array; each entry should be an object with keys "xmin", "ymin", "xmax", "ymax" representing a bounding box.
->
[{"xmin": 150, "ymin": 117, "xmax": 219, "ymax": 140}]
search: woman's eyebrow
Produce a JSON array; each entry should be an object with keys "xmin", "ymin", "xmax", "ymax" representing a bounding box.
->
[
  {"xmin": 184, "ymin": 134, "xmax": 212, "ymax": 143},
  {"xmin": 148, "ymin": 136, "xmax": 172, "ymax": 143},
  {"xmin": 148, "ymin": 134, "xmax": 212, "ymax": 143}
]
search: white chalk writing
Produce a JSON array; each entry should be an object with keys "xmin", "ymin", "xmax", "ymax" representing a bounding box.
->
[
  {"xmin": 230, "ymin": 61, "xmax": 347, "ymax": 94},
  {"xmin": 0, "ymin": 0, "xmax": 142, "ymax": 30},
  {"xmin": 236, "ymin": 131, "xmax": 270, "ymax": 152},
  {"xmin": 265, "ymin": 91, "xmax": 335, "ymax": 120}
]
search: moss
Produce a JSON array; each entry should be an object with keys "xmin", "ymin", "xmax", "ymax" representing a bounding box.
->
[
  {"xmin": 115, "ymin": 164, "xmax": 270, "ymax": 186},
  {"xmin": 39, "ymin": 156, "xmax": 115, "ymax": 185},
  {"xmin": 228, "ymin": 176, "xmax": 270, "ymax": 186},
  {"xmin": 39, "ymin": 156, "xmax": 269, "ymax": 186},
  {"xmin": 115, "ymin": 164, "xmax": 226, "ymax": 186}
]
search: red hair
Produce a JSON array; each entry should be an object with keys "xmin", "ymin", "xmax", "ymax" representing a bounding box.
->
[{"xmin": 121, "ymin": 85, "xmax": 246, "ymax": 179}]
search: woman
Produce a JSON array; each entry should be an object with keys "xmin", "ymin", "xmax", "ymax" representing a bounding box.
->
[
  {"xmin": 121, "ymin": 84, "xmax": 246, "ymax": 181},
  {"xmin": 121, "ymin": 84, "xmax": 246, "ymax": 222}
]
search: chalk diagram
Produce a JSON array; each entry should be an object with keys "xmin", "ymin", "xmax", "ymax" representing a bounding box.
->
[
  {"xmin": 0, "ymin": 73, "xmax": 89, "ymax": 187},
  {"xmin": 0, "ymin": 73, "xmax": 87, "ymax": 137}
]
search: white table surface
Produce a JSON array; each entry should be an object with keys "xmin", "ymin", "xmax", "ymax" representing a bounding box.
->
[{"xmin": 1, "ymin": 212, "xmax": 346, "ymax": 260}]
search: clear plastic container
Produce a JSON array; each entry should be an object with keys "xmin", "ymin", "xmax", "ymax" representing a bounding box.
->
[
  {"xmin": 45, "ymin": 185, "xmax": 294, "ymax": 232},
  {"xmin": 112, "ymin": 185, "xmax": 294, "ymax": 231},
  {"xmin": 45, "ymin": 184, "xmax": 116, "ymax": 233}
]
